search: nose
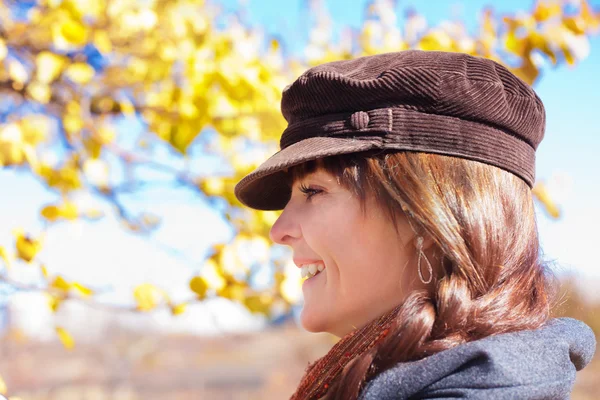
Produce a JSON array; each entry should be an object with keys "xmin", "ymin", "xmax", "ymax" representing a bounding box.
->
[{"xmin": 269, "ymin": 205, "xmax": 301, "ymax": 245}]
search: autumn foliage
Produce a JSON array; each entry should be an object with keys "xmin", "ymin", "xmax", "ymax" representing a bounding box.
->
[{"xmin": 0, "ymin": 0, "xmax": 599, "ymax": 361}]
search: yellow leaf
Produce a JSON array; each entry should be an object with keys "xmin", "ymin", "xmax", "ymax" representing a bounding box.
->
[
  {"xmin": 581, "ymin": 0, "xmax": 600, "ymax": 30},
  {"xmin": 532, "ymin": 2, "xmax": 561, "ymax": 22},
  {"xmin": 83, "ymin": 136, "xmax": 102, "ymax": 159},
  {"xmin": 63, "ymin": 113, "xmax": 83, "ymax": 135},
  {"xmin": 95, "ymin": 124, "xmax": 116, "ymax": 144},
  {"xmin": 0, "ymin": 38, "xmax": 7, "ymax": 61},
  {"xmin": 280, "ymin": 262, "xmax": 303, "ymax": 304},
  {"xmin": 179, "ymin": 101, "xmax": 199, "ymax": 118},
  {"xmin": 199, "ymin": 177, "xmax": 225, "ymax": 196},
  {"xmin": 47, "ymin": 294, "xmax": 62, "ymax": 312},
  {"xmin": 84, "ymin": 209, "xmax": 104, "ymax": 219},
  {"xmin": 26, "ymin": 81, "xmax": 52, "ymax": 103},
  {"xmin": 133, "ymin": 283, "xmax": 163, "ymax": 311},
  {"xmin": 21, "ymin": 143, "xmax": 38, "ymax": 170},
  {"xmin": 0, "ymin": 123, "xmax": 25, "ymax": 166},
  {"xmin": 59, "ymin": 19, "xmax": 88, "ymax": 45},
  {"xmin": 40, "ymin": 264, "xmax": 49, "ymax": 279},
  {"xmin": 83, "ymin": 159, "xmax": 109, "ymax": 186},
  {"xmin": 244, "ymin": 293, "xmax": 273, "ymax": 315},
  {"xmin": 35, "ymin": 51, "xmax": 67, "ymax": 83},
  {"xmin": 504, "ymin": 29, "xmax": 526, "ymax": 56},
  {"xmin": 72, "ymin": 282, "xmax": 93, "ymax": 297},
  {"xmin": 137, "ymin": 8, "xmax": 158, "ymax": 30},
  {"xmin": 93, "ymin": 30, "xmax": 112, "ymax": 53},
  {"xmin": 0, "ymin": 246, "xmax": 11, "ymax": 269},
  {"xmin": 38, "ymin": 163, "xmax": 82, "ymax": 192},
  {"xmin": 63, "ymin": 0, "xmax": 104, "ymax": 19},
  {"xmin": 141, "ymin": 213, "xmax": 160, "ymax": 228},
  {"xmin": 170, "ymin": 303, "xmax": 187, "ymax": 315},
  {"xmin": 41, "ymin": 205, "xmax": 60, "ymax": 221},
  {"xmin": 65, "ymin": 63, "xmax": 95, "ymax": 84},
  {"xmin": 562, "ymin": 45, "xmax": 576, "ymax": 65},
  {"xmin": 170, "ymin": 121, "xmax": 200, "ymax": 153},
  {"xmin": 20, "ymin": 115, "xmax": 51, "ymax": 144},
  {"xmin": 220, "ymin": 243, "xmax": 248, "ymax": 276},
  {"xmin": 258, "ymin": 211, "xmax": 280, "ymax": 227},
  {"xmin": 119, "ymin": 99, "xmax": 135, "ymax": 116},
  {"xmin": 0, "ymin": 372, "xmax": 6, "ymax": 394},
  {"xmin": 563, "ymin": 16, "xmax": 586, "ymax": 35},
  {"xmin": 511, "ymin": 57, "xmax": 539, "ymax": 85},
  {"xmin": 210, "ymin": 94, "xmax": 237, "ymax": 118},
  {"xmin": 481, "ymin": 9, "xmax": 496, "ymax": 37},
  {"xmin": 528, "ymin": 32, "xmax": 557, "ymax": 64},
  {"xmin": 51, "ymin": 275, "xmax": 71, "ymax": 291},
  {"xmin": 55, "ymin": 326, "xmax": 75, "ymax": 350},
  {"xmin": 8, "ymin": 60, "xmax": 29, "ymax": 84},
  {"xmin": 0, "ymin": 123, "xmax": 22, "ymax": 143},
  {"xmin": 60, "ymin": 202, "xmax": 78, "ymax": 219},
  {"xmin": 189, "ymin": 276, "xmax": 208, "ymax": 299},
  {"xmin": 217, "ymin": 281, "xmax": 248, "ymax": 302},
  {"xmin": 200, "ymin": 259, "xmax": 226, "ymax": 291},
  {"xmin": 90, "ymin": 95, "xmax": 119, "ymax": 114},
  {"xmin": 418, "ymin": 30, "xmax": 453, "ymax": 51},
  {"xmin": 41, "ymin": 202, "xmax": 78, "ymax": 221},
  {"xmin": 533, "ymin": 181, "xmax": 561, "ymax": 218},
  {"xmin": 15, "ymin": 232, "xmax": 42, "ymax": 263}
]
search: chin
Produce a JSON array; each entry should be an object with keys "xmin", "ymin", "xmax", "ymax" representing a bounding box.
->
[{"xmin": 300, "ymin": 305, "xmax": 330, "ymax": 333}]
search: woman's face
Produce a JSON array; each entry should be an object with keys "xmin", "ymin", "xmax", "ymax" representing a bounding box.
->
[{"xmin": 270, "ymin": 168, "xmax": 419, "ymax": 337}]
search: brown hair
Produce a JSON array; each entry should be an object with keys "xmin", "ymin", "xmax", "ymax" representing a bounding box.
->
[{"xmin": 289, "ymin": 150, "xmax": 556, "ymax": 400}]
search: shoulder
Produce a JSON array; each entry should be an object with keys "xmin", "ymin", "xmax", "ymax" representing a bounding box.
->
[{"xmin": 359, "ymin": 318, "xmax": 596, "ymax": 400}]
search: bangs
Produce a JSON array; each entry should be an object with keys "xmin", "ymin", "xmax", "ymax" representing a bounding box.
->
[
  {"xmin": 288, "ymin": 155, "xmax": 364, "ymax": 194},
  {"xmin": 286, "ymin": 152, "xmax": 398, "ymax": 220},
  {"xmin": 286, "ymin": 152, "xmax": 406, "ymax": 232},
  {"xmin": 289, "ymin": 158, "xmax": 345, "ymax": 182}
]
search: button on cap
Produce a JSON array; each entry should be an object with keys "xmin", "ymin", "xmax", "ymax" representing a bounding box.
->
[{"xmin": 350, "ymin": 111, "xmax": 369, "ymax": 130}]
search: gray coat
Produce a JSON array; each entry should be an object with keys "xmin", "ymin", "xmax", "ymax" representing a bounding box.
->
[{"xmin": 359, "ymin": 318, "xmax": 596, "ymax": 400}]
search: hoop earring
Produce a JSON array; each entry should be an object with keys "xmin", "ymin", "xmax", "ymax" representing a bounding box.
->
[{"xmin": 416, "ymin": 236, "xmax": 433, "ymax": 284}]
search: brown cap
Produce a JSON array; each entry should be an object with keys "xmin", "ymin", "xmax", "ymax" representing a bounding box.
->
[{"xmin": 234, "ymin": 50, "xmax": 546, "ymax": 210}]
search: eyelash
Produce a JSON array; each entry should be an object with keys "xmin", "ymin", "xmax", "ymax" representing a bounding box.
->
[{"xmin": 299, "ymin": 184, "xmax": 323, "ymax": 200}]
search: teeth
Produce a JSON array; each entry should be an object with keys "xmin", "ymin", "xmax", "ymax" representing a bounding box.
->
[{"xmin": 301, "ymin": 263, "xmax": 324, "ymax": 279}]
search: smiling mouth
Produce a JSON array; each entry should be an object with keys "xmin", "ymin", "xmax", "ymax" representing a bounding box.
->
[{"xmin": 301, "ymin": 263, "xmax": 325, "ymax": 279}]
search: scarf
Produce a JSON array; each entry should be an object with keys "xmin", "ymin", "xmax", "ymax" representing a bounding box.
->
[{"xmin": 290, "ymin": 305, "xmax": 402, "ymax": 400}]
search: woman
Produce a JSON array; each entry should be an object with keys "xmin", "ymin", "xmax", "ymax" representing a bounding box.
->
[{"xmin": 234, "ymin": 50, "xmax": 596, "ymax": 399}]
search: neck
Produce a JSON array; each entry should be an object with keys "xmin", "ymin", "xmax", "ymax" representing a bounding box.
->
[{"xmin": 291, "ymin": 303, "xmax": 402, "ymax": 400}]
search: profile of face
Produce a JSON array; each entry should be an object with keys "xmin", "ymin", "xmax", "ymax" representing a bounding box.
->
[{"xmin": 270, "ymin": 167, "xmax": 421, "ymax": 337}]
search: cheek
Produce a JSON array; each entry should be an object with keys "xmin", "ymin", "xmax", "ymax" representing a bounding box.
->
[
  {"xmin": 302, "ymin": 201, "xmax": 361, "ymax": 251},
  {"xmin": 325, "ymin": 213, "xmax": 382, "ymax": 278},
  {"xmin": 342, "ymin": 219, "xmax": 410, "ymax": 293}
]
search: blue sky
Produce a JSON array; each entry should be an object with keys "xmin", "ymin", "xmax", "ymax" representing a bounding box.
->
[{"xmin": 1, "ymin": 0, "xmax": 599, "ymax": 334}]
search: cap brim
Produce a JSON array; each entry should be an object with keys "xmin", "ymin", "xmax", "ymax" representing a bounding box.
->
[{"xmin": 234, "ymin": 136, "xmax": 378, "ymax": 210}]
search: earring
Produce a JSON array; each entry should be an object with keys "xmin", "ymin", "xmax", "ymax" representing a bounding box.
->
[{"xmin": 416, "ymin": 236, "xmax": 433, "ymax": 284}]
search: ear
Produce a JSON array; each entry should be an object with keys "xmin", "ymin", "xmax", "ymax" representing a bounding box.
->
[
  {"xmin": 421, "ymin": 234, "xmax": 436, "ymax": 251},
  {"xmin": 412, "ymin": 232, "xmax": 436, "ymax": 252}
]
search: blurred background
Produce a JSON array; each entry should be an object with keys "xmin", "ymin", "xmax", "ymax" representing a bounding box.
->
[{"xmin": 0, "ymin": 0, "xmax": 599, "ymax": 399}]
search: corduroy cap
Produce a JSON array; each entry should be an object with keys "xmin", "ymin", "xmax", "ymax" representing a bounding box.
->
[{"xmin": 234, "ymin": 50, "xmax": 546, "ymax": 210}]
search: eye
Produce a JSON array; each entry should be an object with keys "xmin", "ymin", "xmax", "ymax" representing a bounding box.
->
[{"xmin": 299, "ymin": 183, "xmax": 323, "ymax": 200}]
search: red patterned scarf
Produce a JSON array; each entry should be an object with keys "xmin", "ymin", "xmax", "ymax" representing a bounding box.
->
[{"xmin": 290, "ymin": 305, "xmax": 401, "ymax": 400}]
